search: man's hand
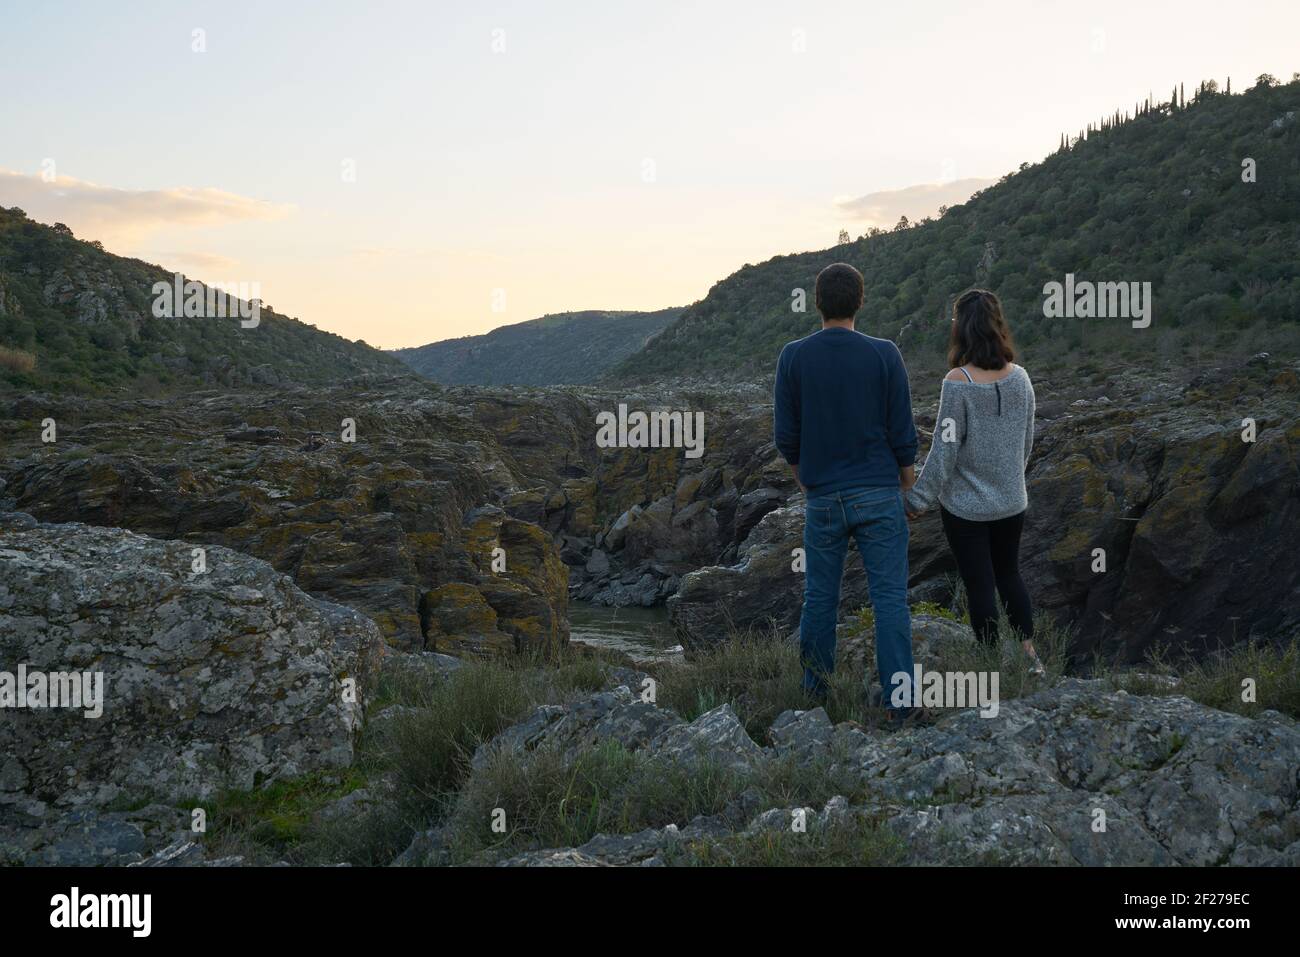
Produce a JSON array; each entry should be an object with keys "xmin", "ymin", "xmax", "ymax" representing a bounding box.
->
[
  {"xmin": 790, "ymin": 463, "xmax": 805, "ymax": 492},
  {"xmin": 900, "ymin": 468, "xmax": 919, "ymax": 520}
]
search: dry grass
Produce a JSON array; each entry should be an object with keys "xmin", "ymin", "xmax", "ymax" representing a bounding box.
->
[{"xmin": 0, "ymin": 345, "xmax": 36, "ymax": 374}]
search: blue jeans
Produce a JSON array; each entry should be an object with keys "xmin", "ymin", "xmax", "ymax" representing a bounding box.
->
[{"xmin": 800, "ymin": 485, "xmax": 914, "ymax": 710}]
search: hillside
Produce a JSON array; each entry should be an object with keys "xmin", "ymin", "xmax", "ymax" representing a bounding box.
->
[
  {"xmin": 610, "ymin": 76, "xmax": 1300, "ymax": 383},
  {"xmin": 0, "ymin": 207, "xmax": 410, "ymax": 394},
  {"xmin": 393, "ymin": 308, "xmax": 680, "ymax": 386}
]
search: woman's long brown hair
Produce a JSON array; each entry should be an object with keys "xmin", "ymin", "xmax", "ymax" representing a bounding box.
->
[{"xmin": 948, "ymin": 288, "xmax": 1017, "ymax": 370}]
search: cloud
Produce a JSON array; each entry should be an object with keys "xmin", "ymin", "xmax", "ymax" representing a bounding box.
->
[
  {"xmin": 143, "ymin": 250, "xmax": 242, "ymax": 273},
  {"xmin": 0, "ymin": 169, "xmax": 293, "ymax": 247},
  {"xmin": 834, "ymin": 177, "xmax": 996, "ymax": 227}
]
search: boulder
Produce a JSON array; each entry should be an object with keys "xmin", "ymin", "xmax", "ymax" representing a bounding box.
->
[
  {"xmin": 0, "ymin": 516, "xmax": 384, "ymax": 863},
  {"xmin": 668, "ymin": 505, "xmax": 868, "ymax": 647},
  {"xmin": 869, "ymin": 680, "xmax": 1300, "ymax": 865},
  {"xmin": 471, "ymin": 685, "xmax": 683, "ymax": 770},
  {"xmin": 646, "ymin": 703, "xmax": 765, "ymax": 773}
]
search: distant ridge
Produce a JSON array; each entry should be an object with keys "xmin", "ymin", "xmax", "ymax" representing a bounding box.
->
[{"xmin": 393, "ymin": 308, "xmax": 681, "ymax": 386}]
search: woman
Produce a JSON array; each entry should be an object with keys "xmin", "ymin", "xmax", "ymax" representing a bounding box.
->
[{"xmin": 904, "ymin": 289, "xmax": 1044, "ymax": 674}]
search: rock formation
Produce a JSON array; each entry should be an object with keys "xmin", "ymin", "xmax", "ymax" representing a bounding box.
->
[
  {"xmin": 403, "ymin": 673, "xmax": 1300, "ymax": 867},
  {"xmin": 2, "ymin": 357, "xmax": 1296, "ymax": 667},
  {"xmin": 0, "ymin": 513, "xmax": 384, "ymax": 864}
]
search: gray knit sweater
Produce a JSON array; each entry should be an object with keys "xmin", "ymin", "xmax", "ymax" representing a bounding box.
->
[{"xmin": 904, "ymin": 365, "xmax": 1035, "ymax": 522}]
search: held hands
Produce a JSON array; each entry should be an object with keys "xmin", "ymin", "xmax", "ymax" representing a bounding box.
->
[{"xmin": 900, "ymin": 465, "xmax": 921, "ymax": 519}]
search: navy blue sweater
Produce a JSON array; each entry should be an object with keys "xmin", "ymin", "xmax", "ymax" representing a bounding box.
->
[{"xmin": 773, "ymin": 327, "xmax": 918, "ymax": 497}]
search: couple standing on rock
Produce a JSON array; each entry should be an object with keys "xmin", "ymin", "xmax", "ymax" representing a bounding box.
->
[{"xmin": 774, "ymin": 263, "xmax": 1045, "ymax": 724}]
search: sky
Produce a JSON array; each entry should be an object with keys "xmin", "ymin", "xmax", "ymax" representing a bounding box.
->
[{"xmin": 1, "ymin": 0, "xmax": 1296, "ymax": 349}]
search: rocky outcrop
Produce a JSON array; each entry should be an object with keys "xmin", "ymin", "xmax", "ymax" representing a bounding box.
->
[
  {"xmin": 3, "ymin": 359, "xmax": 1296, "ymax": 664},
  {"xmin": 472, "ymin": 385, "xmax": 794, "ymax": 609},
  {"xmin": 421, "ymin": 505, "xmax": 569, "ymax": 657},
  {"xmin": 0, "ymin": 380, "xmax": 570, "ymax": 655},
  {"xmin": 0, "ymin": 514, "xmax": 385, "ymax": 865},
  {"xmin": 458, "ymin": 677, "xmax": 1300, "ymax": 867},
  {"xmin": 668, "ymin": 504, "xmax": 868, "ymax": 647},
  {"xmin": 0, "ymin": 380, "xmax": 787, "ymax": 649},
  {"xmin": 669, "ymin": 361, "xmax": 1300, "ymax": 662}
]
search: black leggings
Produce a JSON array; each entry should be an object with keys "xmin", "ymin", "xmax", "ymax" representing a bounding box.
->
[{"xmin": 939, "ymin": 507, "xmax": 1034, "ymax": 645}]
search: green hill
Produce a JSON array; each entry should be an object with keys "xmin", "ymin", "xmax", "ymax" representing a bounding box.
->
[
  {"xmin": 610, "ymin": 76, "xmax": 1300, "ymax": 383},
  {"xmin": 393, "ymin": 308, "xmax": 681, "ymax": 386},
  {"xmin": 0, "ymin": 207, "xmax": 409, "ymax": 394}
]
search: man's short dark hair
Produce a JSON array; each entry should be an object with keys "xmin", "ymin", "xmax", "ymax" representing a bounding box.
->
[{"xmin": 814, "ymin": 263, "xmax": 864, "ymax": 320}]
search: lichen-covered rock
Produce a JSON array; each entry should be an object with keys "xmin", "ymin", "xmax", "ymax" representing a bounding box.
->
[
  {"xmin": 419, "ymin": 582, "xmax": 516, "ymax": 656},
  {"xmin": 665, "ymin": 365, "xmax": 1300, "ymax": 662},
  {"xmin": 0, "ymin": 516, "xmax": 384, "ymax": 863},
  {"xmin": 768, "ymin": 706, "xmax": 834, "ymax": 755},
  {"xmin": 494, "ymin": 816, "xmax": 733, "ymax": 867},
  {"xmin": 858, "ymin": 680, "xmax": 1300, "ymax": 865},
  {"xmin": 461, "ymin": 673, "xmax": 1300, "ymax": 867},
  {"xmin": 2, "ymin": 364, "xmax": 1296, "ymax": 663},
  {"xmin": 470, "ymin": 685, "xmax": 683, "ymax": 770},
  {"xmin": 498, "ymin": 848, "xmax": 607, "ymax": 867},
  {"xmin": 0, "ymin": 382, "xmax": 571, "ymax": 654},
  {"xmin": 668, "ymin": 504, "xmax": 868, "ymax": 648},
  {"xmin": 647, "ymin": 703, "xmax": 764, "ymax": 773},
  {"xmin": 128, "ymin": 839, "xmax": 251, "ymax": 868}
]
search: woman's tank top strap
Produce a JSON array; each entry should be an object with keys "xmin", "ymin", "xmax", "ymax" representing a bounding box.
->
[{"xmin": 958, "ymin": 366, "xmax": 974, "ymax": 383}]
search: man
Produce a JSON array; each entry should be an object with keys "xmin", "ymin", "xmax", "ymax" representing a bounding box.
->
[{"xmin": 774, "ymin": 262, "xmax": 917, "ymax": 718}]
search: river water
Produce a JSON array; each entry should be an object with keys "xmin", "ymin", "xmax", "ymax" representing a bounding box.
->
[{"xmin": 567, "ymin": 601, "xmax": 684, "ymax": 663}]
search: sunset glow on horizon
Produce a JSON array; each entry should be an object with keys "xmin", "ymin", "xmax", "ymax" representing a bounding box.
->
[{"xmin": 3, "ymin": 0, "xmax": 1296, "ymax": 349}]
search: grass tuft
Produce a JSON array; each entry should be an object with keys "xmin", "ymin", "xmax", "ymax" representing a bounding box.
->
[
  {"xmin": 1100, "ymin": 639, "xmax": 1300, "ymax": 719},
  {"xmin": 0, "ymin": 345, "xmax": 36, "ymax": 374},
  {"xmin": 666, "ymin": 813, "xmax": 907, "ymax": 867},
  {"xmin": 443, "ymin": 741, "xmax": 746, "ymax": 863}
]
